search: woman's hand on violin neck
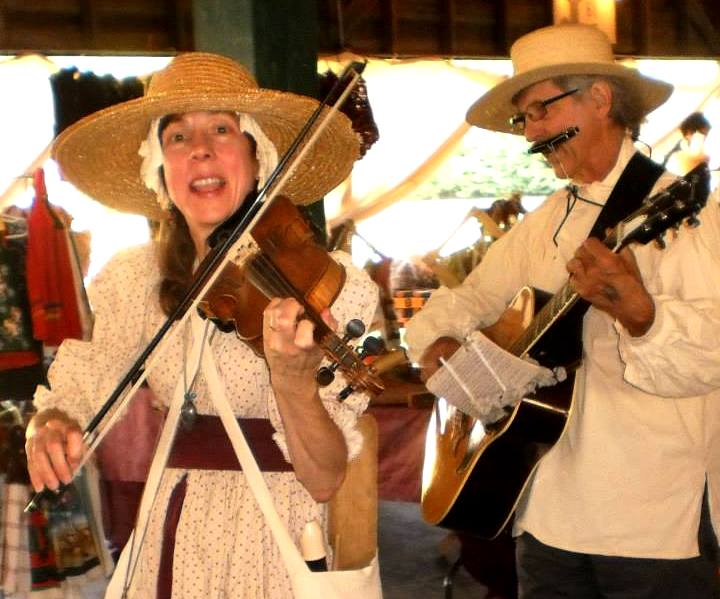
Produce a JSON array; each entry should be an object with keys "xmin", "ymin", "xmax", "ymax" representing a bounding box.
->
[
  {"xmin": 25, "ymin": 409, "xmax": 84, "ymax": 493},
  {"xmin": 263, "ymin": 298, "xmax": 347, "ymax": 500},
  {"xmin": 263, "ymin": 298, "xmax": 337, "ymax": 389}
]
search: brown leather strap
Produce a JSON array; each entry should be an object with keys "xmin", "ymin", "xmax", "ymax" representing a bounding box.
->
[{"xmin": 167, "ymin": 415, "xmax": 293, "ymax": 471}]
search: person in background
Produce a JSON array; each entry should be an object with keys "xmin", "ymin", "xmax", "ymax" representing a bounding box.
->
[
  {"xmin": 663, "ymin": 111, "xmax": 712, "ymax": 175},
  {"xmin": 24, "ymin": 52, "xmax": 379, "ymax": 598},
  {"xmin": 406, "ymin": 24, "xmax": 720, "ymax": 599}
]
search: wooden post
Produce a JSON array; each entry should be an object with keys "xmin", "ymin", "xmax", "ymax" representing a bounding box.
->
[{"xmin": 191, "ymin": 0, "xmax": 327, "ymax": 238}]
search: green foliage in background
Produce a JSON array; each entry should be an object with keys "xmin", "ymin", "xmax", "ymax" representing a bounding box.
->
[{"xmin": 409, "ymin": 127, "xmax": 559, "ymax": 200}]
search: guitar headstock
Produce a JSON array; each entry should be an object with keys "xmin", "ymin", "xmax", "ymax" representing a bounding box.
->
[{"xmin": 611, "ymin": 162, "xmax": 710, "ymax": 251}]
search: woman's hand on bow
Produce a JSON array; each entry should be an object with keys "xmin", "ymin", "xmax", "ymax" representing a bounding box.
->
[{"xmin": 25, "ymin": 409, "xmax": 84, "ymax": 493}]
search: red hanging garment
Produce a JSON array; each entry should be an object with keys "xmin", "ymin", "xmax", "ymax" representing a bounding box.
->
[{"xmin": 25, "ymin": 168, "xmax": 82, "ymax": 346}]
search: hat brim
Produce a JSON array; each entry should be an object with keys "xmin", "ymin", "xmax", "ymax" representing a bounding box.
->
[
  {"xmin": 53, "ymin": 88, "xmax": 359, "ymax": 220},
  {"xmin": 466, "ymin": 62, "xmax": 673, "ymax": 134}
]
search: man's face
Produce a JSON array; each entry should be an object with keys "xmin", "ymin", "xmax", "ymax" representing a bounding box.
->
[{"xmin": 514, "ymin": 79, "xmax": 609, "ymax": 183}]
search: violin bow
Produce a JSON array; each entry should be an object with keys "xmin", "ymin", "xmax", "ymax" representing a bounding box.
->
[{"xmin": 25, "ymin": 61, "xmax": 366, "ymax": 512}]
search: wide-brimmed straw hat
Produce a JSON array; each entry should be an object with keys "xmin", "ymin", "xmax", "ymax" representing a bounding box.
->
[
  {"xmin": 52, "ymin": 52, "xmax": 359, "ymax": 220},
  {"xmin": 466, "ymin": 24, "xmax": 673, "ymax": 134}
]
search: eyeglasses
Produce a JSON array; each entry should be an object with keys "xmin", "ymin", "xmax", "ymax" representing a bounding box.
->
[{"xmin": 509, "ymin": 88, "xmax": 579, "ymax": 133}]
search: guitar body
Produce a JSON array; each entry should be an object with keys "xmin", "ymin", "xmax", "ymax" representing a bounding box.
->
[{"xmin": 421, "ymin": 287, "xmax": 578, "ymax": 539}]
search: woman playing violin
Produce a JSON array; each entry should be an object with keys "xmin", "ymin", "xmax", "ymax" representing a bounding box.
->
[{"xmin": 25, "ymin": 52, "xmax": 378, "ymax": 598}]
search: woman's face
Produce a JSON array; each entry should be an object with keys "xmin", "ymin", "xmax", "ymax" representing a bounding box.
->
[{"xmin": 161, "ymin": 110, "xmax": 259, "ymax": 250}]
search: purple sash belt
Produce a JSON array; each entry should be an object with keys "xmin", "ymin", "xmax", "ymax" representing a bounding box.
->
[{"xmin": 167, "ymin": 415, "xmax": 293, "ymax": 471}]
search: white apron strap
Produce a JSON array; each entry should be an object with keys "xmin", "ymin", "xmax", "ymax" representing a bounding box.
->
[
  {"xmin": 107, "ymin": 326, "xmax": 199, "ymax": 596},
  {"xmin": 199, "ymin": 335, "xmax": 308, "ymax": 577}
]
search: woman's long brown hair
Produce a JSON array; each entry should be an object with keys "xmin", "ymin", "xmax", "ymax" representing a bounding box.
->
[{"xmin": 156, "ymin": 206, "xmax": 197, "ymax": 316}]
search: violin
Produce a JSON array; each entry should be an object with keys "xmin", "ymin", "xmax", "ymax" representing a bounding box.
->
[{"xmin": 197, "ymin": 194, "xmax": 389, "ymax": 397}]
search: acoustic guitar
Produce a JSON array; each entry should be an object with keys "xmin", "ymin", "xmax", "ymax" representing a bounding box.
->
[{"xmin": 421, "ymin": 165, "xmax": 710, "ymax": 539}]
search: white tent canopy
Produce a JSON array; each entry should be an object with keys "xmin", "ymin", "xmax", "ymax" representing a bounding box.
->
[{"xmin": 1, "ymin": 53, "xmax": 719, "ymax": 273}]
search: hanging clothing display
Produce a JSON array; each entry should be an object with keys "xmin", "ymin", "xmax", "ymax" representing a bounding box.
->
[
  {"xmin": 0, "ymin": 208, "xmax": 45, "ymax": 404},
  {"xmin": 25, "ymin": 468, "xmax": 110, "ymax": 596},
  {"xmin": 25, "ymin": 168, "xmax": 84, "ymax": 347},
  {"xmin": 0, "ymin": 169, "xmax": 108, "ymax": 599},
  {"xmin": 0, "ymin": 210, "xmax": 40, "ymax": 371}
]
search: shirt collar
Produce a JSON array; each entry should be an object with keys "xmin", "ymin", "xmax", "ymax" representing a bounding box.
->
[{"xmin": 572, "ymin": 136, "xmax": 638, "ymax": 204}]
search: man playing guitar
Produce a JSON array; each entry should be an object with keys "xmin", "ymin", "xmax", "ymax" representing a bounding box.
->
[{"xmin": 406, "ymin": 23, "xmax": 720, "ymax": 599}]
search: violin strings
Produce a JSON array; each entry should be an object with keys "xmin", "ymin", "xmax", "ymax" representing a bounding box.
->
[
  {"xmin": 248, "ymin": 253, "xmax": 330, "ymax": 334},
  {"xmin": 247, "ymin": 251, "xmax": 378, "ymax": 394},
  {"xmin": 247, "ymin": 253, "xmax": 300, "ymax": 300}
]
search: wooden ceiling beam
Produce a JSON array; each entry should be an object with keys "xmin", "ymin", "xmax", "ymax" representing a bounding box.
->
[
  {"xmin": 493, "ymin": 0, "xmax": 508, "ymax": 55},
  {"xmin": 635, "ymin": 0, "xmax": 651, "ymax": 55},
  {"xmin": 332, "ymin": 0, "xmax": 369, "ymax": 53},
  {"xmin": 686, "ymin": 0, "xmax": 720, "ymax": 54},
  {"xmin": 0, "ymin": 1, "xmax": 718, "ymax": 58},
  {"xmin": 0, "ymin": 5, "xmax": 6, "ymax": 49},
  {"xmin": 166, "ymin": 0, "xmax": 193, "ymax": 51},
  {"xmin": 672, "ymin": 0, "xmax": 689, "ymax": 50},
  {"xmin": 441, "ymin": 0, "xmax": 456, "ymax": 56},
  {"xmin": 381, "ymin": 0, "xmax": 398, "ymax": 55},
  {"xmin": 79, "ymin": 0, "xmax": 98, "ymax": 48}
]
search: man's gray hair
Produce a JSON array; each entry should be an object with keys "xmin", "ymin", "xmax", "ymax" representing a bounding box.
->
[{"xmin": 551, "ymin": 74, "xmax": 645, "ymax": 135}]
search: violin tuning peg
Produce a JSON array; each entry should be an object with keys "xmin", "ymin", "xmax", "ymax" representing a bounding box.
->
[
  {"xmin": 344, "ymin": 319, "xmax": 366, "ymax": 340},
  {"xmin": 686, "ymin": 214, "xmax": 701, "ymax": 228},
  {"xmin": 654, "ymin": 235, "xmax": 666, "ymax": 250},
  {"xmin": 316, "ymin": 366, "xmax": 336, "ymax": 387},
  {"xmin": 359, "ymin": 336, "xmax": 385, "ymax": 358}
]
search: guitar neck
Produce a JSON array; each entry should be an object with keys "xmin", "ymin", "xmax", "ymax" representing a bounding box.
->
[
  {"xmin": 509, "ymin": 283, "xmax": 580, "ymax": 358},
  {"xmin": 505, "ymin": 220, "xmax": 620, "ymax": 360},
  {"xmin": 502, "ymin": 165, "xmax": 710, "ymax": 361}
]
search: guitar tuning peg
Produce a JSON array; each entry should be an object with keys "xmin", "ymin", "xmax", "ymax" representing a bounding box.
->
[
  {"xmin": 654, "ymin": 235, "xmax": 666, "ymax": 250},
  {"xmin": 686, "ymin": 214, "xmax": 701, "ymax": 228}
]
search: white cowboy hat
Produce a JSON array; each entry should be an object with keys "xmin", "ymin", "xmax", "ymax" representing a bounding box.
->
[
  {"xmin": 53, "ymin": 52, "xmax": 359, "ymax": 220},
  {"xmin": 466, "ymin": 24, "xmax": 673, "ymax": 134}
]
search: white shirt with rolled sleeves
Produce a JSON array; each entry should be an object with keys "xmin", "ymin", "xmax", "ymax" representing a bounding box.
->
[{"xmin": 405, "ymin": 136, "xmax": 720, "ymax": 558}]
